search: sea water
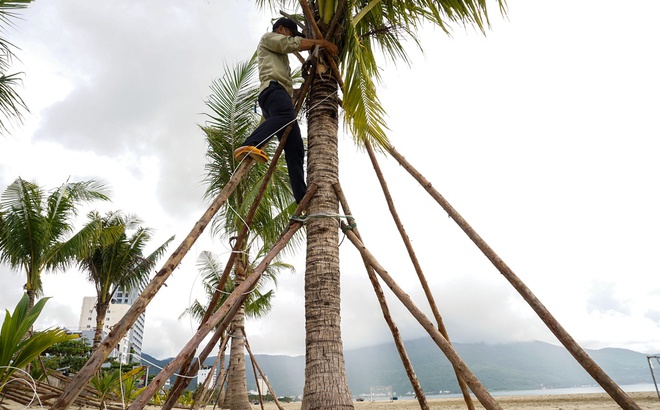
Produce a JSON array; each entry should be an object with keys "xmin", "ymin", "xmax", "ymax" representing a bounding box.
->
[{"xmin": 393, "ymin": 383, "xmax": 659, "ymax": 401}]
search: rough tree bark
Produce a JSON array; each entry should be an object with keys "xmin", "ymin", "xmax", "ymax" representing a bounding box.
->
[{"xmin": 301, "ymin": 75, "xmax": 354, "ymax": 409}]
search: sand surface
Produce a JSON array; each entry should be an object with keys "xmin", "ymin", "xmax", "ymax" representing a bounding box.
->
[
  {"xmin": 242, "ymin": 391, "xmax": 659, "ymax": 409},
  {"xmin": 2, "ymin": 391, "xmax": 658, "ymax": 409}
]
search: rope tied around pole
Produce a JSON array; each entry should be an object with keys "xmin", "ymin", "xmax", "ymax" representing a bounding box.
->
[{"xmin": 289, "ymin": 212, "xmax": 354, "ymax": 226}]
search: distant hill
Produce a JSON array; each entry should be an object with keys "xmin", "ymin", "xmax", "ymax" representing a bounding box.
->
[{"xmin": 142, "ymin": 339, "xmax": 654, "ymax": 398}]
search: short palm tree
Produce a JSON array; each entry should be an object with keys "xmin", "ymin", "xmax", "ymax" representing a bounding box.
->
[
  {"xmin": 252, "ymin": 1, "xmax": 504, "ymax": 407},
  {"xmin": 0, "ymin": 0, "xmax": 34, "ymax": 134},
  {"xmin": 0, "ymin": 177, "xmax": 110, "ymax": 311},
  {"xmin": 89, "ymin": 369, "xmax": 120, "ymax": 410},
  {"xmin": 199, "ymin": 57, "xmax": 299, "ymax": 410},
  {"xmin": 77, "ymin": 211, "xmax": 173, "ymax": 351}
]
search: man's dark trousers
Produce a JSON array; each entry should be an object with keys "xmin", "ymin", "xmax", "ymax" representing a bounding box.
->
[{"xmin": 242, "ymin": 81, "xmax": 306, "ymax": 203}]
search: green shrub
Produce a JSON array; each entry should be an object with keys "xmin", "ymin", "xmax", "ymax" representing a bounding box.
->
[{"xmin": 0, "ymin": 294, "xmax": 77, "ymax": 393}]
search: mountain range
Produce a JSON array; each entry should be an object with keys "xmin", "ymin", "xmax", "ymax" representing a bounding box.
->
[{"xmin": 141, "ymin": 339, "xmax": 656, "ymax": 398}]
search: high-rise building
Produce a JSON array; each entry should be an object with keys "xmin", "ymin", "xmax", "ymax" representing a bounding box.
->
[{"xmin": 78, "ymin": 287, "xmax": 146, "ymax": 364}]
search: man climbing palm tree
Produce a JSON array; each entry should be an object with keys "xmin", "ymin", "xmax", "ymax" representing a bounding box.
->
[{"xmin": 234, "ymin": 17, "xmax": 337, "ymax": 203}]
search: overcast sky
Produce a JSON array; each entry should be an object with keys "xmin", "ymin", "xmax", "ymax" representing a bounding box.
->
[{"xmin": 1, "ymin": 0, "xmax": 659, "ymax": 363}]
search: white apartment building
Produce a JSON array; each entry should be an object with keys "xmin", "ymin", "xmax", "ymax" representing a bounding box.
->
[
  {"xmin": 78, "ymin": 287, "xmax": 146, "ymax": 364},
  {"xmin": 197, "ymin": 367, "xmax": 216, "ymax": 387}
]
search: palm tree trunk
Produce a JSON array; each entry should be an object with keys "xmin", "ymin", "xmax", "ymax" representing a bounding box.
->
[
  {"xmin": 26, "ymin": 287, "xmax": 37, "ymax": 336},
  {"xmin": 301, "ymin": 76, "xmax": 353, "ymax": 410},
  {"xmin": 222, "ymin": 323, "xmax": 250, "ymax": 409},
  {"xmin": 26, "ymin": 288, "xmax": 36, "ymax": 312},
  {"xmin": 222, "ymin": 257, "xmax": 250, "ymax": 410},
  {"xmin": 387, "ymin": 145, "xmax": 642, "ymax": 410},
  {"xmin": 93, "ymin": 299, "xmax": 110, "ymax": 351},
  {"xmin": 50, "ymin": 161, "xmax": 253, "ymax": 410}
]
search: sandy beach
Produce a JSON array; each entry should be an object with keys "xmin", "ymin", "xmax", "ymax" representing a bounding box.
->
[
  {"xmin": 243, "ymin": 391, "xmax": 659, "ymax": 409},
  {"xmin": 2, "ymin": 391, "xmax": 658, "ymax": 409}
]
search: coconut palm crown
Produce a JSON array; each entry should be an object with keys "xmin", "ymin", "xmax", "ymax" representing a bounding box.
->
[
  {"xmin": 255, "ymin": 0, "xmax": 506, "ymax": 150},
  {"xmin": 77, "ymin": 210, "xmax": 173, "ymax": 350},
  {"xmin": 0, "ymin": 177, "xmax": 110, "ymax": 310}
]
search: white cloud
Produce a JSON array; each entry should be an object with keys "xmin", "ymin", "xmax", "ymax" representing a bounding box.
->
[{"xmin": 1, "ymin": 0, "xmax": 660, "ymax": 363}]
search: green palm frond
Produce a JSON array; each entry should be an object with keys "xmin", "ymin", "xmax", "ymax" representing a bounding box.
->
[
  {"xmin": 0, "ymin": 178, "xmax": 42, "ymax": 272},
  {"xmin": 204, "ymin": 55, "xmax": 260, "ymax": 138},
  {"xmin": 254, "ymin": 0, "xmax": 298, "ymax": 13},
  {"xmin": 181, "ymin": 251, "xmax": 282, "ymax": 324},
  {"xmin": 334, "ymin": 0, "xmax": 505, "ymax": 150},
  {"xmin": 0, "ymin": 72, "xmax": 28, "ymax": 132},
  {"xmin": 342, "ymin": 12, "xmax": 390, "ymax": 149},
  {"xmin": 202, "ymin": 57, "xmax": 301, "ymax": 249},
  {"xmin": 0, "ymin": 0, "xmax": 35, "ymax": 134},
  {"xmin": 0, "ymin": 177, "xmax": 110, "ymax": 299},
  {"xmin": 90, "ymin": 369, "xmax": 121, "ymax": 409},
  {"xmin": 77, "ymin": 211, "xmax": 172, "ymax": 345},
  {"xmin": 251, "ymin": 0, "xmax": 504, "ymax": 150}
]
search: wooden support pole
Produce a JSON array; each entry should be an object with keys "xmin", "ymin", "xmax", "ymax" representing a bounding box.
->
[
  {"xmin": 164, "ymin": 283, "xmax": 246, "ymax": 410},
  {"xmin": 164, "ymin": 69, "xmax": 317, "ymax": 408},
  {"xmin": 193, "ymin": 335, "xmax": 230, "ymax": 410},
  {"xmin": 387, "ymin": 145, "xmax": 642, "ymax": 410},
  {"xmin": 299, "ymin": 0, "xmax": 345, "ymax": 90},
  {"xmin": 340, "ymin": 224, "xmax": 502, "ymax": 409},
  {"xmin": 125, "ymin": 187, "xmax": 315, "ymax": 410},
  {"xmin": 192, "ymin": 350, "xmax": 221, "ymax": 410},
  {"xmin": 245, "ymin": 338, "xmax": 284, "ymax": 410},
  {"xmin": 365, "ymin": 141, "xmax": 475, "ymax": 409},
  {"xmin": 333, "ymin": 182, "xmax": 429, "ymax": 410},
  {"xmin": 247, "ymin": 337, "xmax": 266, "ymax": 410},
  {"xmin": 50, "ymin": 160, "xmax": 254, "ymax": 410}
]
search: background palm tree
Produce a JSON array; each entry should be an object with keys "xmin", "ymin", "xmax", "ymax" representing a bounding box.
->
[
  {"xmin": 77, "ymin": 210, "xmax": 172, "ymax": 351},
  {"xmin": 0, "ymin": 0, "xmax": 34, "ymax": 134},
  {"xmin": 198, "ymin": 56, "xmax": 300, "ymax": 409},
  {"xmin": 181, "ymin": 251, "xmax": 285, "ymax": 409},
  {"xmin": 253, "ymin": 1, "xmax": 504, "ymax": 408},
  {"xmin": 0, "ymin": 177, "xmax": 110, "ymax": 311}
]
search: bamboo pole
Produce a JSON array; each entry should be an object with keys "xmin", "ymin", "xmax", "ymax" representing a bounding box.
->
[
  {"xmin": 125, "ymin": 188, "xmax": 315, "ymax": 410},
  {"xmin": 50, "ymin": 160, "xmax": 254, "ymax": 410},
  {"xmin": 247, "ymin": 335, "xmax": 266, "ymax": 410},
  {"xmin": 365, "ymin": 141, "xmax": 475, "ymax": 409},
  {"xmin": 387, "ymin": 145, "xmax": 642, "ymax": 410},
  {"xmin": 299, "ymin": 0, "xmax": 345, "ymax": 90},
  {"xmin": 245, "ymin": 338, "xmax": 284, "ymax": 410},
  {"xmin": 333, "ymin": 182, "xmax": 429, "ymax": 409},
  {"xmin": 192, "ymin": 337, "xmax": 228, "ymax": 410},
  {"xmin": 193, "ymin": 335, "xmax": 230, "ymax": 410},
  {"xmin": 213, "ymin": 361, "xmax": 230, "ymax": 410},
  {"xmin": 341, "ymin": 223, "xmax": 502, "ymax": 410},
  {"xmin": 165, "ymin": 286, "xmax": 246, "ymax": 410}
]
